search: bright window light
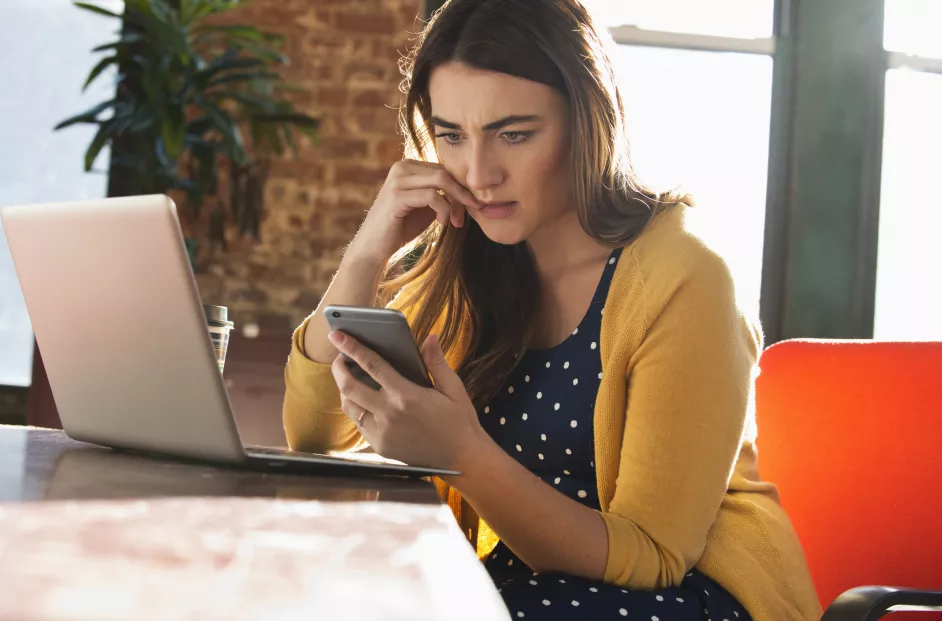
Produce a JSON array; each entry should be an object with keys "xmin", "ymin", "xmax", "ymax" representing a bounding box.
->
[
  {"xmin": 0, "ymin": 0, "xmax": 120, "ymax": 386},
  {"xmin": 613, "ymin": 45, "xmax": 774, "ymax": 316},
  {"xmin": 873, "ymin": 70, "xmax": 942, "ymax": 340},
  {"xmin": 884, "ymin": 0, "xmax": 942, "ymax": 59},
  {"xmin": 581, "ymin": 0, "xmax": 774, "ymax": 39}
]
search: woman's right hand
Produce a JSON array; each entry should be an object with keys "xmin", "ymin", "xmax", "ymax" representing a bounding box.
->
[{"xmin": 346, "ymin": 159, "xmax": 482, "ymax": 265}]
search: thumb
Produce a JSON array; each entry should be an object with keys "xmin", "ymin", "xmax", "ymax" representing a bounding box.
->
[{"xmin": 422, "ymin": 334, "xmax": 465, "ymax": 399}]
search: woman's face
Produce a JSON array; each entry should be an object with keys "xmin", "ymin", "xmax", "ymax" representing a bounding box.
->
[{"xmin": 428, "ymin": 62, "xmax": 572, "ymax": 246}]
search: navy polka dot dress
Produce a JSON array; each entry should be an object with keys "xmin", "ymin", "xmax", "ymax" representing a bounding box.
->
[{"xmin": 477, "ymin": 248, "xmax": 752, "ymax": 621}]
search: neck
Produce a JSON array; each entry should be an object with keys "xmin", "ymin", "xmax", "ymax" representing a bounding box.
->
[{"xmin": 526, "ymin": 209, "xmax": 612, "ymax": 281}]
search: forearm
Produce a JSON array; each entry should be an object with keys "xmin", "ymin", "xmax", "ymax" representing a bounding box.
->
[
  {"xmin": 303, "ymin": 245, "xmax": 387, "ymax": 364},
  {"xmin": 447, "ymin": 435, "xmax": 609, "ymax": 579}
]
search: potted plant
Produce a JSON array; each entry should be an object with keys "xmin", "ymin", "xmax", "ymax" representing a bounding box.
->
[{"xmin": 55, "ymin": 0, "xmax": 319, "ymax": 266}]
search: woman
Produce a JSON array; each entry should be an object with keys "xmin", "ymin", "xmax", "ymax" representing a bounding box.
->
[{"xmin": 283, "ymin": 0, "xmax": 821, "ymax": 619}]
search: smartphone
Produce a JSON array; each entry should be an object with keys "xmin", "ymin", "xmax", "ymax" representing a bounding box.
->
[{"xmin": 323, "ymin": 305, "xmax": 432, "ymax": 390}]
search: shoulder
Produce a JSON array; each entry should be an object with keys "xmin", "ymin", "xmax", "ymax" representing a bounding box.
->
[
  {"xmin": 633, "ymin": 202, "xmax": 733, "ymax": 284},
  {"xmin": 614, "ymin": 202, "xmax": 742, "ymax": 327}
]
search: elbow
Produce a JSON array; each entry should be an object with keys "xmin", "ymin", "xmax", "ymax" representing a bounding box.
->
[
  {"xmin": 599, "ymin": 512, "xmax": 696, "ymax": 590},
  {"xmin": 282, "ymin": 385, "xmax": 362, "ymax": 454},
  {"xmin": 609, "ymin": 545, "xmax": 689, "ymax": 590}
]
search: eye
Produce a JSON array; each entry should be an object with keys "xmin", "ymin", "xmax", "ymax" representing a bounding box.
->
[
  {"xmin": 435, "ymin": 132, "xmax": 463, "ymax": 146},
  {"xmin": 501, "ymin": 131, "xmax": 533, "ymax": 145}
]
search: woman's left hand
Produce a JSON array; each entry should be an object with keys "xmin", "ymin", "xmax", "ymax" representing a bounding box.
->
[{"xmin": 327, "ymin": 330, "xmax": 488, "ymax": 470}]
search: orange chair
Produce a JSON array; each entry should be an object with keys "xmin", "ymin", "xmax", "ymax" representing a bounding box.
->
[{"xmin": 755, "ymin": 339, "xmax": 942, "ymax": 620}]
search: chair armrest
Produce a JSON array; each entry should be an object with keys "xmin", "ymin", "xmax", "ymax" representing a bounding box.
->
[{"xmin": 822, "ymin": 586, "xmax": 942, "ymax": 621}]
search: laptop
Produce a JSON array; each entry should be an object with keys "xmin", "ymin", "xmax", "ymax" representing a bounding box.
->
[{"xmin": 0, "ymin": 194, "xmax": 457, "ymax": 478}]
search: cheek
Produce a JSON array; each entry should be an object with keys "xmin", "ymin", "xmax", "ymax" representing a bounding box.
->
[
  {"xmin": 435, "ymin": 145, "xmax": 465, "ymax": 182},
  {"xmin": 520, "ymin": 140, "xmax": 571, "ymax": 206}
]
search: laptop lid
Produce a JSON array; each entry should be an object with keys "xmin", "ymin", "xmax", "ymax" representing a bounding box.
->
[{"xmin": 1, "ymin": 195, "xmax": 246, "ymax": 462}]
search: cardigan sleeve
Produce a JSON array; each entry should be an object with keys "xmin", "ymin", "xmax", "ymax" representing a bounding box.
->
[
  {"xmin": 282, "ymin": 314, "xmax": 366, "ymax": 453},
  {"xmin": 599, "ymin": 249, "xmax": 762, "ymax": 588}
]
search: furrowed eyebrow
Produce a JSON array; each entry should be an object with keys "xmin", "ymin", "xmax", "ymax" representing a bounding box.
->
[{"xmin": 429, "ymin": 114, "xmax": 541, "ymax": 132}]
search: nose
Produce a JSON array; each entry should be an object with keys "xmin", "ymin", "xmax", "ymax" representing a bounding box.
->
[{"xmin": 464, "ymin": 141, "xmax": 504, "ymax": 193}]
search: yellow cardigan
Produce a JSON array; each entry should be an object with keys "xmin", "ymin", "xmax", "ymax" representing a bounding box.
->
[{"xmin": 282, "ymin": 205, "xmax": 822, "ymax": 621}]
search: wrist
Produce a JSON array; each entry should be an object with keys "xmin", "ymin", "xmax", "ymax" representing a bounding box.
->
[
  {"xmin": 343, "ymin": 239, "xmax": 391, "ymax": 271},
  {"xmin": 446, "ymin": 425, "xmax": 497, "ymax": 487}
]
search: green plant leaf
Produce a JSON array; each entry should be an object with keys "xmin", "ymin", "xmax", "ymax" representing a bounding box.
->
[
  {"xmin": 255, "ymin": 122, "xmax": 281, "ymax": 156},
  {"xmin": 110, "ymin": 153, "xmax": 146, "ymax": 169},
  {"xmin": 92, "ymin": 33, "xmax": 143, "ymax": 52},
  {"xmin": 83, "ymin": 55, "xmax": 118, "ymax": 91},
  {"xmin": 192, "ymin": 143, "xmax": 218, "ymax": 203},
  {"xmin": 201, "ymin": 102, "xmax": 249, "ymax": 166},
  {"xmin": 273, "ymin": 83, "xmax": 307, "ymax": 93},
  {"xmin": 123, "ymin": 0, "xmax": 150, "ymax": 13},
  {"xmin": 252, "ymin": 112, "xmax": 319, "ymax": 128},
  {"xmin": 209, "ymin": 91, "xmax": 276, "ymax": 113},
  {"xmin": 154, "ymin": 136, "xmax": 174, "ymax": 170},
  {"xmin": 186, "ymin": 115, "xmax": 215, "ymax": 137},
  {"xmin": 74, "ymin": 2, "xmax": 123, "ymax": 18},
  {"xmin": 110, "ymin": 100, "xmax": 153, "ymax": 134},
  {"xmin": 54, "ymin": 99, "xmax": 117, "ymax": 130},
  {"xmin": 161, "ymin": 119, "xmax": 187, "ymax": 161},
  {"xmin": 206, "ymin": 71, "xmax": 279, "ymax": 88},
  {"xmin": 178, "ymin": 0, "xmax": 192, "ymax": 23},
  {"xmin": 186, "ymin": 0, "xmax": 242, "ymax": 24},
  {"xmin": 199, "ymin": 25, "xmax": 265, "ymax": 42},
  {"xmin": 146, "ymin": 0, "xmax": 178, "ymax": 29},
  {"xmin": 84, "ymin": 122, "xmax": 115, "ymax": 171},
  {"xmin": 187, "ymin": 48, "xmax": 239, "ymax": 86},
  {"xmin": 298, "ymin": 125, "xmax": 319, "ymax": 145},
  {"xmin": 232, "ymin": 40, "xmax": 288, "ymax": 65},
  {"xmin": 196, "ymin": 58, "xmax": 269, "ymax": 86},
  {"xmin": 283, "ymin": 123, "xmax": 298, "ymax": 157}
]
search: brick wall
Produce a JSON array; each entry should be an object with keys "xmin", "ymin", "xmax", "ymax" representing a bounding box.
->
[{"xmin": 194, "ymin": 0, "xmax": 425, "ymax": 336}]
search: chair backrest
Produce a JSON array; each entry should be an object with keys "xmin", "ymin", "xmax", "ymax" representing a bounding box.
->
[{"xmin": 755, "ymin": 340, "xmax": 942, "ymax": 613}]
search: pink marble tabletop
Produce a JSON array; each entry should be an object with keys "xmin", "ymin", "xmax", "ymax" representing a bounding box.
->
[{"xmin": 0, "ymin": 427, "xmax": 510, "ymax": 621}]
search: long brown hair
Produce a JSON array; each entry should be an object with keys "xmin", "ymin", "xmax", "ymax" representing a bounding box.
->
[{"xmin": 381, "ymin": 0, "xmax": 689, "ymax": 407}]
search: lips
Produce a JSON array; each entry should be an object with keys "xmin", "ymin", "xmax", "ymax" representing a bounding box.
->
[{"xmin": 477, "ymin": 201, "xmax": 517, "ymax": 220}]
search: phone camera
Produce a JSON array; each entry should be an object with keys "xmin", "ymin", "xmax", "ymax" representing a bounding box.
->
[{"xmin": 332, "ymin": 311, "xmax": 341, "ymax": 318}]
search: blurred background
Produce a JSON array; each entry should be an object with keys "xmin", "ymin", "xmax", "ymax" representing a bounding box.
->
[{"xmin": 0, "ymin": 0, "xmax": 939, "ymax": 444}]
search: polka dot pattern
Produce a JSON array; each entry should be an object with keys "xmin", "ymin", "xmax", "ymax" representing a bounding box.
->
[
  {"xmin": 478, "ymin": 248, "xmax": 620, "ymax": 508},
  {"xmin": 478, "ymin": 247, "xmax": 751, "ymax": 620},
  {"xmin": 491, "ymin": 570, "xmax": 751, "ymax": 620}
]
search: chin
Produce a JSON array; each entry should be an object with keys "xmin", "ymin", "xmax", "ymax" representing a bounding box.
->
[{"xmin": 475, "ymin": 221, "xmax": 528, "ymax": 246}]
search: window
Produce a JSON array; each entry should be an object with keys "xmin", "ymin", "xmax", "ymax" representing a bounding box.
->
[
  {"xmin": 872, "ymin": 2, "xmax": 942, "ymax": 340},
  {"xmin": 614, "ymin": 47, "xmax": 773, "ymax": 314},
  {"xmin": 0, "ymin": 0, "xmax": 120, "ymax": 386},
  {"xmin": 579, "ymin": 1, "xmax": 777, "ymax": 315}
]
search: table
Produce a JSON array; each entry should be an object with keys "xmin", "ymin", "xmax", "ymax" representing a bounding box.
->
[{"xmin": 0, "ymin": 425, "xmax": 509, "ymax": 621}]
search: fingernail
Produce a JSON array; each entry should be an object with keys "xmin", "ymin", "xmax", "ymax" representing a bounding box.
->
[{"xmin": 328, "ymin": 331, "xmax": 346, "ymax": 347}]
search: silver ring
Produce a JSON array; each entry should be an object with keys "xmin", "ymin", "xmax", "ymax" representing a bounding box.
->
[{"xmin": 357, "ymin": 409, "xmax": 368, "ymax": 423}]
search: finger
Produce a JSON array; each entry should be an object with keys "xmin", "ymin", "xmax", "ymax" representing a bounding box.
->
[
  {"xmin": 421, "ymin": 334, "xmax": 466, "ymax": 400},
  {"xmin": 339, "ymin": 396, "xmax": 379, "ymax": 443},
  {"xmin": 397, "ymin": 167, "xmax": 480, "ymax": 210},
  {"xmin": 399, "ymin": 188, "xmax": 454, "ymax": 229},
  {"xmin": 339, "ymin": 396, "xmax": 364, "ymax": 425},
  {"xmin": 396, "ymin": 158, "xmax": 445, "ymax": 171},
  {"xmin": 444, "ymin": 194, "xmax": 466, "ymax": 228},
  {"xmin": 328, "ymin": 331, "xmax": 408, "ymax": 394},
  {"xmin": 333, "ymin": 355, "xmax": 390, "ymax": 416}
]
